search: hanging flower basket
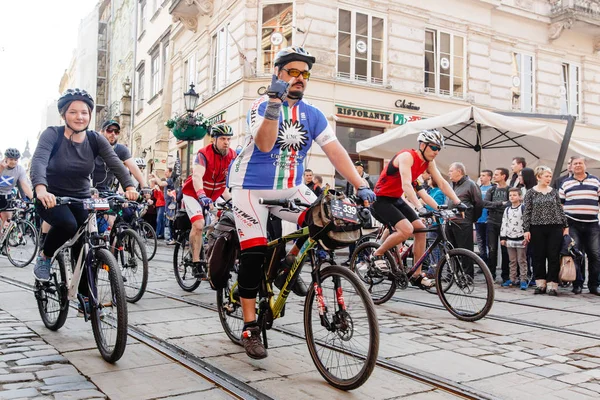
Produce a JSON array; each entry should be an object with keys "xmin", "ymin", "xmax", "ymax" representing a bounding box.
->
[{"xmin": 165, "ymin": 113, "xmax": 211, "ymax": 141}]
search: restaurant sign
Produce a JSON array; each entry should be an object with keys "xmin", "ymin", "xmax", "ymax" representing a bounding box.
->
[
  {"xmin": 335, "ymin": 105, "xmax": 391, "ymax": 123},
  {"xmin": 393, "ymin": 113, "xmax": 423, "ymax": 125}
]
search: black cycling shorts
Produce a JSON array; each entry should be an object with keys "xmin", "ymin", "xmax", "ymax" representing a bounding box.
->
[
  {"xmin": 372, "ymin": 196, "xmax": 418, "ymax": 227},
  {"xmin": 0, "ymin": 195, "xmax": 13, "ymax": 211}
]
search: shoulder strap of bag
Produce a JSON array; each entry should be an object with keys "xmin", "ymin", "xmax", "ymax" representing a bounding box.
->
[{"xmin": 49, "ymin": 128, "xmax": 99, "ymax": 160}]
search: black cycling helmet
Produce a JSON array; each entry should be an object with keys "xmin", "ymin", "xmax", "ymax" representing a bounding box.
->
[
  {"xmin": 210, "ymin": 124, "xmax": 233, "ymax": 138},
  {"xmin": 273, "ymin": 47, "xmax": 316, "ymax": 70},
  {"xmin": 4, "ymin": 148, "xmax": 20, "ymax": 160},
  {"xmin": 57, "ymin": 88, "xmax": 95, "ymax": 114}
]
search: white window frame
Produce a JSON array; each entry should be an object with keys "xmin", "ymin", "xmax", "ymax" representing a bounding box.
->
[
  {"xmin": 211, "ymin": 25, "xmax": 230, "ymax": 93},
  {"xmin": 184, "ymin": 53, "xmax": 197, "ymax": 93},
  {"xmin": 336, "ymin": 8, "xmax": 386, "ymax": 85},
  {"xmin": 258, "ymin": 1, "xmax": 295, "ymax": 74},
  {"xmin": 560, "ymin": 62, "xmax": 580, "ymax": 117},
  {"xmin": 511, "ymin": 52, "xmax": 535, "ymax": 113},
  {"xmin": 150, "ymin": 49, "xmax": 160, "ymax": 97},
  {"xmin": 162, "ymin": 40, "xmax": 170, "ymax": 87},
  {"xmin": 139, "ymin": 1, "xmax": 146, "ymax": 36},
  {"xmin": 136, "ymin": 64, "xmax": 145, "ymax": 111},
  {"xmin": 423, "ymin": 28, "xmax": 466, "ymax": 99}
]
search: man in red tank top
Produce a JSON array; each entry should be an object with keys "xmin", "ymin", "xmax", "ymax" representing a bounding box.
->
[
  {"xmin": 371, "ymin": 129, "xmax": 462, "ymax": 288},
  {"xmin": 180, "ymin": 124, "xmax": 237, "ymax": 278}
]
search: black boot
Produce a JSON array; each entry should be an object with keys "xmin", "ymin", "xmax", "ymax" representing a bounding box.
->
[{"xmin": 274, "ymin": 255, "xmax": 308, "ymax": 297}]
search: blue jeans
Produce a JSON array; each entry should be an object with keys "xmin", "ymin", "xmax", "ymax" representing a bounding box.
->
[
  {"xmin": 156, "ymin": 206, "xmax": 165, "ymax": 238},
  {"xmin": 475, "ymin": 222, "xmax": 488, "ymax": 266},
  {"xmin": 570, "ymin": 221, "xmax": 600, "ymax": 290}
]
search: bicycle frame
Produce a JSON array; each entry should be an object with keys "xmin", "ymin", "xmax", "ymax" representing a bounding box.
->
[{"xmin": 264, "ymin": 226, "xmax": 316, "ymax": 319}]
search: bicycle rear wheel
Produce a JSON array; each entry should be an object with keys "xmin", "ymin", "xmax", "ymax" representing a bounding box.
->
[
  {"xmin": 436, "ymin": 248, "xmax": 494, "ymax": 322},
  {"xmin": 7, "ymin": 220, "xmax": 38, "ymax": 268},
  {"xmin": 216, "ymin": 261, "xmax": 243, "ymax": 346},
  {"xmin": 304, "ymin": 265, "xmax": 379, "ymax": 391},
  {"xmin": 35, "ymin": 251, "xmax": 69, "ymax": 331},
  {"xmin": 137, "ymin": 221, "xmax": 157, "ymax": 261},
  {"xmin": 90, "ymin": 248, "xmax": 128, "ymax": 363},
  {"xmin": 114, "ymin": 229, "xmax": 148, "ymax": 303},
  {"xmin": 173, "ymin": 232, "xmax": 200, "ymax": 292},
  {"xmin": 349, "ymin": 242, "xmax": 397, "ymax": 305}
]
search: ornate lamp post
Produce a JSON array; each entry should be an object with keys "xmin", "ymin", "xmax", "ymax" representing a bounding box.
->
[{"xmin": 183, "ymin": 84, "xmax": 199, "ymax": 178}]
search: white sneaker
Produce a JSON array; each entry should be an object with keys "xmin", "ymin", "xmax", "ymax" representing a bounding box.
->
[{"xmin": 370, "ymin": 255, "xmax": 389, "ymax": 273}]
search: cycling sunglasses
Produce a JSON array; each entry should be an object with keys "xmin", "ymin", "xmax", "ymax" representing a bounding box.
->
[
  {"xmin": 106, "ymin": 128, "xmax": 120, "ymax": 134},
  {"xmin": 428, "ymin": 144, "xmax": 441, "ymax": 152},
  {"xmin": 281, "ymin": 68, "xmax": 311, "ymax": 80}
]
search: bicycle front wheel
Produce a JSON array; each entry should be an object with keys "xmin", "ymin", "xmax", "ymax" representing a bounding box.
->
[
  {"xmin": 349, "ymin": 242, "xmax": 397, "ymax": 305},
  {"xmin": 91, "ymin": 248, "xmax": 128, "ymax": 363},
  {"xmin": 35, "ymin": 251, "xmax": 68, "ymax": 331},
  {"xmin": 436, "ymin": 248, "xmax": 494, "ymax": 322},
  {"xmin": 114, "ymin": 229, "xmax": 148, "ymax": 303},
  {"xmin": 304, "ymin": 265, "xmax": 379, "ymax": 391},
  {"xmin": 7, "ymin": 220, "xmax": 38, "ymax": 267},
  {"xmin": 216, "ymin": 261, "xmax": 243, "ymax": 346},
  {"xmin": 137, "ymin": 221, "xmax": 157, "ymax": 261},
  {"xmin": 173, "ymin": 233, "xmax": 200, "ymax": 292}
]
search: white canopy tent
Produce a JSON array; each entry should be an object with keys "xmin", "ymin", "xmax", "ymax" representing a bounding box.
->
[{"xmin": 356, "ymin": 106, "xmax": 600, "ymax": 178}]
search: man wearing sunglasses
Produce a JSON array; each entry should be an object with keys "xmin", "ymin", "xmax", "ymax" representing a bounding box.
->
[
  {"xmin": 228, "ymin": 46, "xmax": 376, "ymax": 360},
  {"xmin": 370, "ymin": 130, "xmax": 464, "ymax": 288},
  {"xmin": 93, "ymin": 120, "xmax": 148, "ymax": 193}
]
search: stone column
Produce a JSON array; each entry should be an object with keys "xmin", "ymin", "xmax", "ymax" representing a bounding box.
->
[{"xmin": 119, "ymin": 77, "xmax": 133, "ymax": 148}]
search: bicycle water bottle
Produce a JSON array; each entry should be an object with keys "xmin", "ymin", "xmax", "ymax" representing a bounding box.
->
[{"xmin": 103, "ymin": 226, "xmax": 112, "ymax": 241}]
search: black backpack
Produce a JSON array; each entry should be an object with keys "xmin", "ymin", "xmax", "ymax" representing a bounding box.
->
[
  {"xmin": 49, "ymin": 126, "xmax": 100, "ymax": 160},
  {"xmin": 205, "ymin": 210, "xmax": 239, "ymax": 290}
]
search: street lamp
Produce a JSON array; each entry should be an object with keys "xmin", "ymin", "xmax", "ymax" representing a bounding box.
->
[
  {"xmin": 183, "ymin": 83, "xmax": 199, "ymax": 177},
  {"xmin": 183, "ymin": 83, "xmax": 199, "ymax": 113}
]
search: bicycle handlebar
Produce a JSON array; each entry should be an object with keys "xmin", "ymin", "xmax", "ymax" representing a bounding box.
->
[{"xmin": 258, "ymin": 198, "xmax": 311, "ymax": 208}]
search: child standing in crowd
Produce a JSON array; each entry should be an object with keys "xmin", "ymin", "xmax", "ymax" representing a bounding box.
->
[{"xmin": 500, "ymin": 188, "xmax": 528, "ymax": 290}]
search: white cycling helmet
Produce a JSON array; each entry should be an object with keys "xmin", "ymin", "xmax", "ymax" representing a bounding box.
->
[
  {"xmin": 417, "ymin": 129, "xmax": 445, "ymax": 148},
  {"xmin": 134, "ymin": 158, "xmax": 146, "ymax": 169}
]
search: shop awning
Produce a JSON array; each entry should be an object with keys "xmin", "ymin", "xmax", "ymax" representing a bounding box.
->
[{"xmin": 356, "ymin": 106, "xmax": 600, "ymax": 176}]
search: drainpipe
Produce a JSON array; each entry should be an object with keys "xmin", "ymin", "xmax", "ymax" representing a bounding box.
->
[{"xmin": 130, "ymin": 0, "xmax": 139, "ymax": 150}]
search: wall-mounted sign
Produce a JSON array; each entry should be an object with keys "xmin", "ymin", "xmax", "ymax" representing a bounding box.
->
[
  {"xmin": 208, "ymin": 111, "xmax": 226, "ymax": 125},
  {"xmin": 356, "ymin": 40, "xmax": 367, "ymax": 54},
  {"xmin": 440, "ymin": 57, "xmax": 450, "ymax": 70},
  {"xmin": 393, "ymin": 114, "xmax": 423, "ymax": 125},
  {"xmin": 271, "ymin": 32, "xmax": 284, "ymax": 46},
  {"xmin": 336, "ymin": 105, "xmax": 391, "ymax": 123},
  {"xmin": 395, "ymin": 99, "xmax": 420, "ymax": 111}
]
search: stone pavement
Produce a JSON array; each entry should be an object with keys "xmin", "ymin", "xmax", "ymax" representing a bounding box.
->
[
  {"xmin": 1, "ymin": 243, "xmax": 600, "ymax": 399},
  {"xmin": 0, "ymin": 309, "xmax": 105, "ymax": 400}
]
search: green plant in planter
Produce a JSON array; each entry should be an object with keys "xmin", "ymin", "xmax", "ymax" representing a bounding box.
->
[{"xmin": 165, "ymin": 113, "xmax": 211, "ymax": 141}]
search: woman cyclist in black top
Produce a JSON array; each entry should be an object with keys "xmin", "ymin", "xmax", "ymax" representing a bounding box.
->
[{"xmin": 30, "ymin": 88, "xmax": 138, "ymax": 281}]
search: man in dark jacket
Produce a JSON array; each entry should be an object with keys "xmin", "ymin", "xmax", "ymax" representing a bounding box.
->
[
  {"xmin": 345, "ymin": 161, "xmax": 374, "ymax": 197},
  {"xmin": 483, "ymin": 168, "xmax": 510, "ymax": 283},
  {"xmin": 446, "ymin": 162, "xmax": 483, "ymax": 276}
]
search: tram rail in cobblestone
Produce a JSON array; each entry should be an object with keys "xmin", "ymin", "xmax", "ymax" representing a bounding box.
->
[{"xmin": 0, "ymin": 274, "xmax": 272, "ymax": 400}]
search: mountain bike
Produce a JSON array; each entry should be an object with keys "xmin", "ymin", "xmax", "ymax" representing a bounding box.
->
[
  {"xmin": 0, "ymin": 198, "xmax": 38, "ymax": 267},
  {"xmin": 217, "ymin": 198, "xmax": 379, "ymax": 390},
  {"xmin": 98, "ymin": 196, "xmax": 149, "ymax": 303},
  {"xmin": 350, "ymin": 205, "xmax": 494, "ymax": 321},
  {"xmin": 33, "ymin": 197, "xmax": 128, "ymax": 363}
]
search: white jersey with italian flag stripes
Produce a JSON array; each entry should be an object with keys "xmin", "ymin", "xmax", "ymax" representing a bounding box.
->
[{"xmin": 228, "ymin": 95, "xmax": 337, "ymax": 190}]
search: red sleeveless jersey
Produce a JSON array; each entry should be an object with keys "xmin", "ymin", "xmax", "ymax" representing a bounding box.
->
[
  {"xmin": 374, "ymin": 149, "xmax": 429, "ymax": 198},
  {"xmin": 181, "ymin": 144, "xmax": 236, "ymax": 201}
]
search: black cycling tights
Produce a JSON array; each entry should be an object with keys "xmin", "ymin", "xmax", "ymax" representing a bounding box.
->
[
  {"xmin": 37, "ymin": 203, "xmax": 88, "ymax": 258},
  {"xmin": 238, "ymin": 246, "xmax": 267, "ymax": 299}
]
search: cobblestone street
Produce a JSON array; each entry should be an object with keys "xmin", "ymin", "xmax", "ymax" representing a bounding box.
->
[{"xmin": 0, "ymin": 244, "xmax": 599, "ymax": 399}]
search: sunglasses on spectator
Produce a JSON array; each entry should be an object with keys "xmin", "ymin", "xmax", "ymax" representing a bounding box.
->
[
  {"xmin": 281, "ymin": 68, "xmax": 311, "ymax": 80},
  {"xmin": 428, "ymin": 145, "xmax": 441, "ymax": 152},
  {"xmin": 106, "ymin": 128, "xmax": 120, "ymax": 134}
]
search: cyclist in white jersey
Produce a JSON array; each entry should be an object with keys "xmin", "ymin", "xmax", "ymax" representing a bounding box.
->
[
  {"xmin": 0, "ymin": 149, "xmax": 33, "ymax": 230},
  {"xmin": 227, "ymin": 47, "xmax": 375, "ymax": 360}
]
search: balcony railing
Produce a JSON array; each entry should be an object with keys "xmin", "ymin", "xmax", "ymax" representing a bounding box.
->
[{"xmin": 551, "ymin": 0, "xmax": 600, "ymax": 18}]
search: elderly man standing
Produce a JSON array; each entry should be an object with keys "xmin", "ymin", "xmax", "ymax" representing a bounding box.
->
[
  {"xmin": 559, "ymin": 156, "xmax": 600, "ymax": 295},
  {"xmin": 447, "ymin": 162, "xmax": 483, "ymax": 276}
]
